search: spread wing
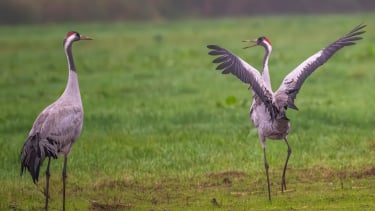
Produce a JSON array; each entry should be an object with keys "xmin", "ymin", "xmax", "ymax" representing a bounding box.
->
[
  {"xmin": 275, "ymin": 24, "xmax": 366, "ymax": 110},
  {"xmin": 207, "ymin": 45, "xmax": 277, "ymax": 118}
]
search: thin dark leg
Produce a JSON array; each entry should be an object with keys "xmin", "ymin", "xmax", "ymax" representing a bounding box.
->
[
  {"xmin": 281, "ymin": 138, "xmax": 292, "ymax": 192},
  {"xmin": 263, "ymin": 147, "xmax": 271, "ymax": 201},
  {"xmin": 62, "ymin": 156, "xmax": 68, "ymax": 211},
  {"xmin": 45, "ymin": 157, "xmax": 51, "ymax": 211}
]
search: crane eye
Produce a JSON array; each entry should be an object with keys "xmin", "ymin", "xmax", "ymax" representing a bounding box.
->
[
  {"xmin": 75, "ymin": 32, "xmax": 80, "ymax": 39},
  {"xmin": 257, "ymin": 37, "xmax": 265, "ymax": 44},
  {"xmin": 259, "ymin": 37, "xmax": 266, "ymax": 41}
]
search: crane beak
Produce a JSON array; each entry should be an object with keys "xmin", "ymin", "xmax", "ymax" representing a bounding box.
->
[
  {"xmin": 79, "ymin": 35, "xmax": 93, "ymax": 40},
  {"xmin": 242, "ymin": 39, "xmax": 257, "ymax": 49}
]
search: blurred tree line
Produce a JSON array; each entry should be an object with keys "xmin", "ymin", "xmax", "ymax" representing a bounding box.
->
[{"xmin": 1, "ymin": 0, "xmax": 374, "ymax": 24}]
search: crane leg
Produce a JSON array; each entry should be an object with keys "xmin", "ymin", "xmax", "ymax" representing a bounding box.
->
[
  {"xmin": 62, "ymin": 156, "xmax": 68, "ymax": 211},
  {"xmin": 281, "ymin": 138, "xmax": 291, "ymax": 192},
  {"xmin": 45, "ymin": 157, "xmax": 51, "ymax": 211},
  {"xmin": 263, "ymin": 147, "xmax": 271, "ymax": 201}
]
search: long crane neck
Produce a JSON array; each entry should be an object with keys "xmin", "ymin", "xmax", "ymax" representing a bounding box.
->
[
  {"xmin": 61, "ymin": 40, "xmax": 81, "ymax": 101},
  {"xmin": 65, "ymin": 42, "xmax": 77, "ymax": 73},
  {"xmin": 262, "ymin": 43, "xmax": 272, "ymax": 90}
]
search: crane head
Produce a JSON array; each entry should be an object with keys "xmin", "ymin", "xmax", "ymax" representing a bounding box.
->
[
  {"xmin": 242, "ymin": 36, "xmax": 272, "ymax": 49},
  {"xmin": 66, "ymin": 31, "xmax": 93, "ymax": 41},
  {"xmin": 63, "ymin": 31, "xmax": 93, "ymax": 46}
]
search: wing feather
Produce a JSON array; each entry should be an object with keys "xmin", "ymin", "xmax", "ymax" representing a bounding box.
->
[
  {"xmin": 275, "ymin": 24, "xmax": 366, "ymax": 110},
  {"xmin": 28, "ymin": 104, "xmax": 83, "ymax": 151},
  {"xmin": 213, "ymin": 55, "xmax": 230, "ymax": 63},
  {"xmin": 207, "ymin": 45, "xmax": 277, "ymax": 118}
]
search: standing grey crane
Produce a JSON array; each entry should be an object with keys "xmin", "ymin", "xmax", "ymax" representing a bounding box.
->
[
  {"xmin": 21, "ymin": 31, "xmax": 92, "ymax": 210},
  {"xmin": 207, "ymin": 24, "xmax": 366, "ymax": 201}
]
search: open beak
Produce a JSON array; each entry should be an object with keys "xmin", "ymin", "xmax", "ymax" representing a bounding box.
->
[
  {"xmin": 79, "ymin": 35, "xmax": 93, "ymax": 40},
  {"xmin": 242, "ymin": 39, "xmax": 257, "ymax": 49}
]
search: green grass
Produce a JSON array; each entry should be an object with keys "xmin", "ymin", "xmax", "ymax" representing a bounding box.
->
[{"xmin": 1, "ymin": 14, "xmax": 375, "ymax": 210}]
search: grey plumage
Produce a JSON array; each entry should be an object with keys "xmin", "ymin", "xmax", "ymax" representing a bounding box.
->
[
  {"xmin": 277, "ymin": 24, "xmax": 366, "ymax": 111},
  {"xmin": 207, "ymin": 24, "xmax": 365, "ymax": 116},
  {"xmin": 21, "ymin": 31, "xmax": 92, "ymax": 211},
  {"xmin": 21, "ymin": 134, "xmax": 58, "ymax": 183},
  {"xmin": 208, "ymin": 44, "xmax": 277, "ymax": 119},
  {"xmin": 207, "ymin": 24, "xmax": 366, "ymax": 201},
  {"xmin": 21, "ymin": 103, "xmax": 83, "ymax": 182}
]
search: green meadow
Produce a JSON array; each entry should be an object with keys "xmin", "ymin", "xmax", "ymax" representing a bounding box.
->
[{"xmin": 1, "ymin": 15, "xmax": 375, "ymax": 210}]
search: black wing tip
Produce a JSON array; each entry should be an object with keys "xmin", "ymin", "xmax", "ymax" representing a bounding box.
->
[
  {"xmin": 289, "ymin": 105, "xmax": 299, "ymax": 110},
  {"xmin": 335, "ymin": 24, "xmax": 366, "ymax": 47},
  {"xmin": 207, "ymin": 45, "xmax": 234, "ymax": 74},
  {"xmin": 348, "ymin": 23, "xmax": 366, "ymax": 34},
  {"xmin": 348, "ymin": 24, "xmax": 366, "ymax": 37},
  {"xmin": 354, "ymin": 23, "xmax": 367, "ymax": 31},
  {"xmin": 207, "ymin": 45, "xmax": 226, "ymax": 56},
  {"xmin": 207, "ymin": 44, "xmax": 223, "ymax": 50},
  {"xmin": 21, "ymin": 161, "xmax": 40, "ymax": 184},
  {"xmin": 32, "ymin": 175, "xmax": 39, "ymax": 184},
  {"xmin": 207, "ymin": 44, "xmax": 217, "ymax": 49},
  {"xmin": 212, "ymin": 56, "xmax": 227, "ymax": 63},
  {"xmin": 215, "ymin": 60, "xmax": 233, "ymax": 70}
]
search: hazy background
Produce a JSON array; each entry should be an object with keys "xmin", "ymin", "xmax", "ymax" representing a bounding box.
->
[{"xmin": 1, "ymin": 0, "xmax": 374, "ymax": 24}]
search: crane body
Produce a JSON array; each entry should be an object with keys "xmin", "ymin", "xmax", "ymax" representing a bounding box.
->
[
  {"xmin": 208, "ymin": 24, "xmax": 366, "ymax": 201},
  {"xmin": 21, "ymin": 31, "xmax": 92, "ymax": 210}
]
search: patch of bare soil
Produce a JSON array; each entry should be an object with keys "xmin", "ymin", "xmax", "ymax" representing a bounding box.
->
[
  {"xmin": 202, "ymin": 170, "xmax": 250, "ymax": 189},
  {"xmin": 370, "ymin": 138, "xmax": 375, "ymax": 150},
  {"xmin": 352, "ymin": 166, "xmax": 375, "ymax": 178}
]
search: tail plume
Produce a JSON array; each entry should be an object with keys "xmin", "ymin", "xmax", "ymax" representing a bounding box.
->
[{"xmin": 21, "ymin": 133, "xmax": 57, "ymax": 183}]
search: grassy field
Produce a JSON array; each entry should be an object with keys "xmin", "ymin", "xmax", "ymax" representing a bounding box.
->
[{"xmin": 1, "ymin": 14, "xmax": 375, "ymax": 210}]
